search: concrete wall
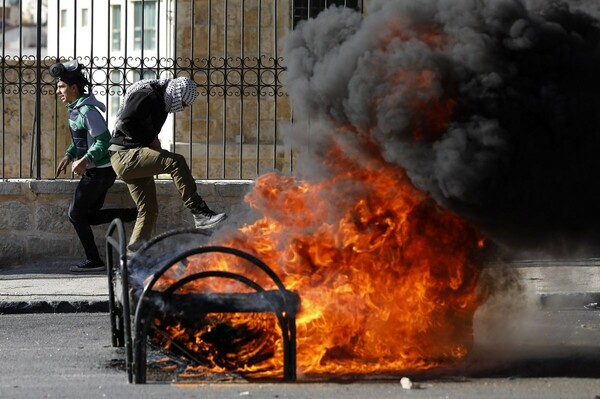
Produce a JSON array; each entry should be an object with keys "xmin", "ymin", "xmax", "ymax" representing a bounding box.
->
[{"xmin": 0, "ymin": 179, "xmax": 253, "ymax": 266}]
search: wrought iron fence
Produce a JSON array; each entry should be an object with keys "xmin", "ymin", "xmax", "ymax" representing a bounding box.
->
[{"xmin": 0, "ymin": 0, "xmax": 362, "ymax": 180}]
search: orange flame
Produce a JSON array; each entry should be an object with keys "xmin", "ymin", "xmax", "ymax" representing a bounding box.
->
[{"xmin": 152, "ymin": 132, "xmax": 486, "ymax": 379}]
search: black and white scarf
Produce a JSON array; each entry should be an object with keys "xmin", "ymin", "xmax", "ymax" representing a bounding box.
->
[{"xmin": 118, "ymin": 77, "xmax": 199, "ymax": 114}]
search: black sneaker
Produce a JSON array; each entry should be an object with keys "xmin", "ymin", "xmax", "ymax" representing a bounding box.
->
[
  {"xmin": 192, "ymin": 205, "xmax": 227, "ymax": 229},
  {"xmin": 69, "ymin": 259, "xmax": 106, "ymax": 273}
]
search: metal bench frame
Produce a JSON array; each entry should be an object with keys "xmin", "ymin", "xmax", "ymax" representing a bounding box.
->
[{"xmin": 105, "ymin": 218, "xmax": 299, "ymax": 383}]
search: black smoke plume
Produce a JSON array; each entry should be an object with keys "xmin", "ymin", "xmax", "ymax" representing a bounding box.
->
[{"xmin": 283, "ymin": 0, "xmax": 600, "ymax": 257}]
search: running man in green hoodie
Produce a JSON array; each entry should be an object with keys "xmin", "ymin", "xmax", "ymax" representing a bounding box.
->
[{"xmin": 51, "ymin": 60, "xmax": 137, "ymax": 272}]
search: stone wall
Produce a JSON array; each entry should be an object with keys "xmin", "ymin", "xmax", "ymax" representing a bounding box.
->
[
  {"xmin": 172, "ymin": 0, "xmax": 294, "ymax": 179},
  {"xmin": 2, "ymin": 0, "xmax": 294, "ymax": 180},
  {"xmin": 0, "ymin": 179, "xmax": 253, "ymax": 266},
  {"xmin": 0, "ymin": 58, "xmax": 71, "ymax": 179}
]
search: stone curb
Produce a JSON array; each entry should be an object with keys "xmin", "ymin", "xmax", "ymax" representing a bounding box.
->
[
  {"xmin": 0, "ymin": 300, "xmax": 109, "ymax": 314},
  {"xmin": 2, "ymin": 293, "xmax": 598, "ymax": 315},
  {"xmin": 539, "ymin": 292, "xmax": 600, "ymax": 309}
]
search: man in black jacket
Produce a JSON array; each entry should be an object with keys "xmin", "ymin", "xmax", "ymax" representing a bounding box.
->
[{"xmin": 109, "ymin": 77, "xmax": 226, "ymax": 255}]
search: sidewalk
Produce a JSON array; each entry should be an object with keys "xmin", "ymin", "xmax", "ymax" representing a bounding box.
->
[
  {"xmin": 0, "ymin": 258, "xmax": 108, "ymax": 314},
  {"xmin": 0, "ymin": 257, "xmax": 599, "ymax": 314},
  {"xmin": 513, "ymin": 258, "xmax": 600, "ymax": 308}
]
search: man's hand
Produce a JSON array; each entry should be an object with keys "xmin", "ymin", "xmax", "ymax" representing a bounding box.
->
[
  {"xmin": 55, "ymin": 156, "xmax": 71, "ymax": 177},
  {"xmin": 72, "ymin": 157, "xmax": 89, "ymax": 176},
  {"xmin": 149, "ymin": 137, "xmax": 161, "ymax": 150}
]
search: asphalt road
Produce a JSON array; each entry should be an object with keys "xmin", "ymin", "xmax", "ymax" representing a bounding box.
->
[
  {"xmin": 0, "ymin": 310, "xmax": 599, "ymax": 399},
  {"xmin": 0, "ymin": 257, "xmax": 599, "ymax": 398}
]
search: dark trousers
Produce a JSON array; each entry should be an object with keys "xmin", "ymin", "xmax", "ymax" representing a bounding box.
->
[{"xmin": 68, "ymin": 167, "xmax": 137, "ymax": 263}]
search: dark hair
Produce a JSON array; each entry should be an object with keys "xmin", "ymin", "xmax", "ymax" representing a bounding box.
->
[{"xmin": 49, "ymin": 60, "xmax": 89, "ymax": 93}]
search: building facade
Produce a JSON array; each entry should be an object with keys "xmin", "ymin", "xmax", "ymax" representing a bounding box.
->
[{"xmin": 2, "ymin": 0, "xmax": 366, "ymax": 180}]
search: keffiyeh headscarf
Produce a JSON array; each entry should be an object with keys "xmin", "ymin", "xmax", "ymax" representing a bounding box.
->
[
  {"xmin": 165, "ymin": 77, "xmax": 199, "ymax": 113},
  {"xmin": 118, "ymin": 77, "xmax": 199, "ymax": 115}
]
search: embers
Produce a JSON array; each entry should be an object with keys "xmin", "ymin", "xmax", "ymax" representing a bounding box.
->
[{"xmin": 151, "ymin": 312, "xmax": 280, "ymax": 373}]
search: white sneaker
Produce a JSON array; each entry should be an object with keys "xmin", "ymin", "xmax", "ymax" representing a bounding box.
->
[{"xmin": 192, "ymin": 206, "xmax": 227, "ymax": 229}]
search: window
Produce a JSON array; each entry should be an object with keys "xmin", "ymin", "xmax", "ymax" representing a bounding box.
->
[
  {"xmin": 130, "ymin": 69, "xmax": 157, "ymax": 83},
  {"xmin": 293, "ymin": 0, "xmax": 361, "ymax": 28},
  {"xmin": 134, "ymin": 0, "xmax": 157, "ymax": 51},
  {"xmin": 111, "ymin": 5, "xmax": 122, "ymax": 52},
  {"xmin": 81, "ymin": 8, "xmax": 89, "ymax": 28},
  {"xmin": 109, "ymin": 71, "xmax": 122, "ymax": 116},
  {"xmin": 60, "ymin": 9, "xmax": 67, "ymax": 28},
  {"xmin": 142, "ymin": 70, "xmax": 157, "ymax": 80}
]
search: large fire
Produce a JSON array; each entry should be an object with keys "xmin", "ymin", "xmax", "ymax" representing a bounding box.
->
[
  {"xmin": 146, "ymin": 2, "xmax": 503, "ymax": 379},
  {"xmin": 151, "ymin": 132, "xmax": 487, "ymax": 379}
]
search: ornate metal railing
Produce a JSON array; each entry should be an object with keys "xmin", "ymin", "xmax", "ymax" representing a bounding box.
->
[{"xmin": 0, "ymin": 0, "xmax": 362, "ymax": 180}]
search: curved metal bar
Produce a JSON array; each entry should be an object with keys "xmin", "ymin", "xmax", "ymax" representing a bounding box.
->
[
  {"xmin": 164, "ymin": 270, "xmax": 265, "ymax": 295},
  {"xmin": 133, "ymin": 269, "xmax": 296, "ymax": 383},
  {"xmin": 105, "ymin": 218, "xmax": 126, "ymax": 347},
  {"xmin": 120, "ymin": 252, "xmax": 133, "ymax": 383},
  {"xmin": 162, "ymin": 270, "xmax": 294, "ymax": 351},
  {"xmin": 140, "ymin": 245, "xmax": 289, "ymax": 297},
  {"xmin": 104, "ymin": 218, "xmax": 134, "ymax": 382},
  {"xmin": 162, "ymin": 271, "xmax": 294, "ymax": 381},
  {"xmin": 129, "ymin": 227, "xmax": 211, "ymax": 264}
]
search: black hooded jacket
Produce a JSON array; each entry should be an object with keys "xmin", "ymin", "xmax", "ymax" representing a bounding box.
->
[{"xmin": 110, "ymin": 84, "xmax": 168, "ymax": 148}]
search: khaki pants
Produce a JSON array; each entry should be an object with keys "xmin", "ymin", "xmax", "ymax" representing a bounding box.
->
[{"xmin": 110, "ymin": 147, "xmax": 205, "ymax": 252}]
